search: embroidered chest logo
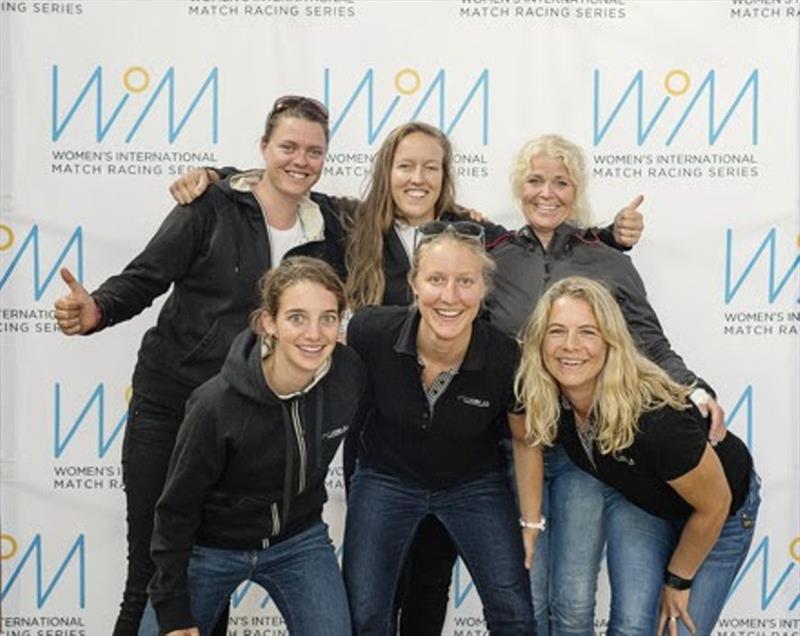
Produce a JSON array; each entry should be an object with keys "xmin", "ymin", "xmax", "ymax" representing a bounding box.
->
[
  {"xmin": 457, "ymin": 395, "xmax": 490, "ymax": 408},
  {"xmin": 322, "ymin": 425, "xmax": 349, "ymax": 440}
]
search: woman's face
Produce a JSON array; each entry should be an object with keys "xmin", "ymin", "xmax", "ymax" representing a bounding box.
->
[
  {"xmin": 390, "ymin": 132, "xmax": 445, "ymax": 226},
  {"xmin": 542, "ymin": 296, "xmax": 607, "ymax": 403},
  {"xmin": 260, "ymin": 280, "xmax": 340, "ymax": 380},
  {"xmin": 411, "ymin": 239, "xmax": 486, "ymax": 344},
  {"xmin": 520, "ymin": 154, "xmax": 576, "ymax": 243},
  {"xmin": 261, "ymin": 116, "xmax": 327, "ymax": 200}
]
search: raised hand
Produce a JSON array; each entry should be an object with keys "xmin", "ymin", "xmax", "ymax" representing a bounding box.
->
[
  {"xmin": 53, "ymin": 267, "xmax": 100, "ymax": 335},
  {"xmin": 612, "ymin": 194, "xmax": 645, "ymax": 247}
]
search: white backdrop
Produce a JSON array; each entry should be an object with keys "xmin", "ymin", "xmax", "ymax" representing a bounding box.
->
[{"xmin": 1, "ymin": 1, "xmax": 798, "ymax": 634}]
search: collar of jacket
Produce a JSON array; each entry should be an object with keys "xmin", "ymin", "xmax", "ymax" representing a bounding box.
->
[
  {"xmin": 228, "ymin": 169, "xmax": 325, "ymax": 243},
  {"xmin": 515, "ymin": 222, "xmax": 599, "ymax": 254},
  {"xmin": 392, "ymin": 309, "xmax": 487, "ymax": 372},
  {"xmin": 260, "ymin": 336, "xmax": 333, "ymax": 400}
]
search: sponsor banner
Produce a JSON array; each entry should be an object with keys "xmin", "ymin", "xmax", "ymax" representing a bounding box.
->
[{"xmin": 1, "ymin": 1, "xmax": 797, "ymax": 632}]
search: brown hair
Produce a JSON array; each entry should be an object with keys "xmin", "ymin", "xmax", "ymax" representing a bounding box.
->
[
  {"xmin": 261, "ymin": 96, "xmax": 330, "ymax": 145},
  {"xmin": 250, "ymin": 257, "xmax": 346, "ymax": 337},
  {"xmin": 345, "ymin": 122, "xmax": 457, "ymax": 310}
]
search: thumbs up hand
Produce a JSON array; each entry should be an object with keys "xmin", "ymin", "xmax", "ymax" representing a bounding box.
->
[
  {"xmin": 54, "ymin": 267, "xmax": 100, "ymax": 335},
  {"xmin": 612, "ymin": 194, "xmax": 645, "ymax": 248}
]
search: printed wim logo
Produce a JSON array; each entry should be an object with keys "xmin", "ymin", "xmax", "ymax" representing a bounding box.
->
[
  {"xmin": 323, "ymin": 67, "xmax": 490, "ymax": 144},
  {"xmin": 0, "ymin": 224, "xmax": 83, "ymax": 301},
  {"xmin": 0, "ymin": 533, "xmax": 86, "ymax": 609},
  {"xmin": 593, "ymin": 68, "xmax": 758, "ymax": 146},
  {"xmin": 724, "ymin": 228, "xmax": 799, "ymax": 304},
  {"xmin": 53, "ymin": 382, "xmax": 129, "ymax": 459},
  {"xmin": 727, "ymin": 534, "xmax": 800, "ymax": 611},
  {"xmin": 725, "ymin": 385, "xmax": 754, "ymax": 453},
  {"xmin": 51, "ymin": 65, "xmax": 219, "ymax": 143}
]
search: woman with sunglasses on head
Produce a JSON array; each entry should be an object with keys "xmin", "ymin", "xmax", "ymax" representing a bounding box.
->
[
  {"xmin": 515, "ymin": 276, "xmax": 758, "ymax": 636},
  {"xmin": 150, "ymin": 257, "xmax": 365, "ymax": 636},
  {"xmin": 344, "ymin": 224, "xmax": 541, "ymax": 635},
  {"xmin": 170, "ymin": 121, "xmax": 644, "ymax": 634},
  {"xmin": 53, "ymin": 96, "xmax": 345, "ymax": 636},
  {"xmin": 486, "ymin": 134, "xmax": 726, "ymax": 635}
]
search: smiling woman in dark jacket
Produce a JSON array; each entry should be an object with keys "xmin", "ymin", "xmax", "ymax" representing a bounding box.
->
[
  {"xmin": 150, "ymin": 257, "xmax": 365, "ymax": 636},
  {"xmin": 52, "ymin": 96, "xmax": 346, "ymax": 636}
]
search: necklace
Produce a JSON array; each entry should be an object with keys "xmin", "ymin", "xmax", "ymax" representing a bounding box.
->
[{"xmin": 575, "ymin": 413, "xmax": 598, "ymax": 469}]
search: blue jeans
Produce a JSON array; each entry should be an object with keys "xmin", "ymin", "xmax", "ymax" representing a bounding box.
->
[
  {"xmin": 528, "ymin": 444, "xmax": 605, "ymax": 636},
  {"xmin": 183, "ymin": 521, "xmax": 350, "ymax": 636},
  {"xmin": 343, "ymin": 467, "xmax": 535, "ymax": 635},
  {"xmin": 605, "ymin": 471, "xmax": 761, "ymax": 636}
]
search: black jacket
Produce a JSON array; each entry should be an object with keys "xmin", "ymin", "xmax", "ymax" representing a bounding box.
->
[
  {"xmin": 90, "ymin": 175, "xmax": 347, "ymax": 411},
  {"xmin": 486, "ymin": 223, "xmax": 708, "ymax": 389},
  {"xmin": 149, "ymin": 330, "xmax": 365, "ymax": 632}
]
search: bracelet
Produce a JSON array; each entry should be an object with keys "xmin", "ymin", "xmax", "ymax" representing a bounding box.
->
[
  {"xmin": 519, "ymin": 516, "xmax": 546, "ymax": 531},
  {"xmin": 663, "ymin": 569, "xmax": 693, "ymax": 590}
]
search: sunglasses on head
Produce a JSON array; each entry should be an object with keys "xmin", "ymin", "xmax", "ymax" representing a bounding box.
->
[
  {"xmin": 413, "ymin": 220, "xmax": 486, "ymax": 250},
  {"xmin": 271, "ymin": 95, "xmax": 329, "ymax": 123}
]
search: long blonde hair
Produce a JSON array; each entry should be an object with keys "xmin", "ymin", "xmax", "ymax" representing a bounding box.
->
[
  {"xmin": 345, "ymin": 122, "xmax": 457, "ymax": 310},
  {"xmin": 515, "ymin": 277, "xmax": 692, "ymax": 453}
]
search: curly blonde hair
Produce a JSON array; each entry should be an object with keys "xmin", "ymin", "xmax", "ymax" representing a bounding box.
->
[
  {"xmin": 515, "ymin": 277, "xmax": 692, "ymax": 453},
  {"xmin": 510, "ymin": 134, "xmax": 592, "ymax": 228}
]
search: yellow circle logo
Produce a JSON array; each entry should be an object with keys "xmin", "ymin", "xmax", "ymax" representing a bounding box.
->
[
  {"xmin": 1, "ymin": 533, "xmax": 18, "ymax": 560},
  {"xmin": 0, "ymin": 223, "xmax": 14, "ymax": 251},
  {"xmin": 394, "ymin": 68, "xmax": 421, "ymax": 96},
  {"xmin": 790, "ymin": 536, "xmax": 800, "ymax": 563},
  {"xmin": 664, "ymin": 69, "xmax": 690, "ymax": 97},
  {"xmin": 123, "ymin": 66, "xmax": 150, "ymax": 94}
]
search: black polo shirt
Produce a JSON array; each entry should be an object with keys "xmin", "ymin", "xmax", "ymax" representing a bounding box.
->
[
  {"xmin": 558, "ymin": 404, "xmax": 753, "ymax": 520},
  {"xmin": 347, "ymin": 306, "xmax": 520, "ymax": 490}
]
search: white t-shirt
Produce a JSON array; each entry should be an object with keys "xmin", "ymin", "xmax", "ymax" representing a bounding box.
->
[
  {"xmin": 268, "ymin": 220, "xmax": 305, "ymax": 267},
  {"xmin": 394, "ymin": 220, "xmax": 417, "ymax": 263}
]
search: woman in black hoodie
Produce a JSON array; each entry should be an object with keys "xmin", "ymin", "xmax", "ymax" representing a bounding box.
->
[{"xmin": 149, "ymin": 257, "xmax": 365, "ymax": 636}]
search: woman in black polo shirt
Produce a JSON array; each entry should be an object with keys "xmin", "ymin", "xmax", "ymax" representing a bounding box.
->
[
  {"xmin": 343, "ymin": 225, "xmax": 541, "ymax": 635},
  {"xmin": 516, "ymin": 276, "xmax": 759, "ymax": 636}
]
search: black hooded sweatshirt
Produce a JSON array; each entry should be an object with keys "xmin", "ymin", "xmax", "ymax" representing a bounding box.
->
[{"xmin": 149, "ymin": 329, "xmax": 365, "ymax": 633}]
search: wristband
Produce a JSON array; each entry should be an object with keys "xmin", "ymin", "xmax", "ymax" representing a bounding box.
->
[
  {"xmin": 664, "ymin": 569, "xmax": 693, "ymax": 590},
  {"xmin": 519, "ymin": 516, "xmax": 546, "ymax": 532}
]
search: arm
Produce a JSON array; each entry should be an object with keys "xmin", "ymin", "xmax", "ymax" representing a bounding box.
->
[
  {"xmin": 53, "ymin": 203, "xmax": 210, "ymax": 335},
  {"xmin": 88, "ymin": 203, "xmax": 213, "ymax": 331},
  {"xmin": 657, "ymin": 444, "xmax": 732, "ymax": 635},
  {"xmin": 508, "ymin": 412, "xmax": 544, "ymax": 570},
  {"xmin": 169, "ymin": 166, "xmax": 241, "ymax": 205},
  {"xmin": 150, "ymin": 396, "xmax": 226, "ymax": 634},
  {"xmin": 615, "ymin": 259, "xmax": 725, "ymax": 442},
  {"xmin": 597, "ymin": 195, "xmax": 645, "ymax": 251}
]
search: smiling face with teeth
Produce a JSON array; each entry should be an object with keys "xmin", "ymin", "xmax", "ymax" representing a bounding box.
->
[
  {"xmin": 260, "ymin": 116, "xmax": 327, "ymax": 203},
  {"xmin": 411, "ymin": 237, "xmax": 488, "ymax": 348},
  {"xmin": 520, "ymin": 154, "xmax": 577, "ymax": 249},
  {"xmin": 390, "ymin": 131, "xmax": 445, "ymax": 226},
  {"xmin": 260, "ymin": 280, "xmax": 341, "ymax": 390},
  {"xmin": 542, "ymin": 295, "xmax": 608, "ymax": 412}
]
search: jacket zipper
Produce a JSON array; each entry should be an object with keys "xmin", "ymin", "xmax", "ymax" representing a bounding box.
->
[
  {"xmin": 291, "ymin": 400, "xmax": 307, "ymax": 493},
  {"xmin": 270, "ymin": 502, "xmax": 281, "ymax": 537}
]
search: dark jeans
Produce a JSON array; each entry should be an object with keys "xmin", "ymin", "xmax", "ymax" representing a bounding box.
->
[
  {"xmin": 344, "ymin": 467, "xmax": 535, "ymax": 635},
  {"xmin": 187, "ymin": 522, "xmax": 350, "ymax": 635},
  {"xmin": 396, "ymin": 517, "xmax": 457, "ymax": 636},
  {"xmin": 114, "ymin": 393, "xmax": 229, "ymax": 636}
]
